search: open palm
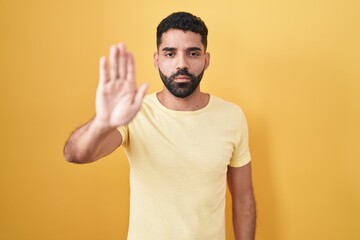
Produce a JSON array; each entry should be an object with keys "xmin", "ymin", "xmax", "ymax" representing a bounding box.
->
[{"xmin": 95, "ymin": 43, "xmax": 148, "ymax": 128}]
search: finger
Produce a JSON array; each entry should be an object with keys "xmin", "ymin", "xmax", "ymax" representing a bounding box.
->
[
  {"xmin": 109, "ymin": 45, "xmax": 119, "ymax": 80},
  {"xmin": 132, "ymin": 83, "xmax": 148, "ymax": 110},
  {"xmin": 126, "ymin": 53, "xmax": 135, "ymax": 83},
  {"xmin": 118, "ymin": 43, "xmax": 127, "ymax": 79},
  {"xmin": 99, "ymin": 56, "xmax": 109, "ymax": 84}
]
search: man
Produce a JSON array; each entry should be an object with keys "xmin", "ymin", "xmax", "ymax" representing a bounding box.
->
[{"xmin": 64, "ymin": 12, "xmax": 256, "ymax": 240}]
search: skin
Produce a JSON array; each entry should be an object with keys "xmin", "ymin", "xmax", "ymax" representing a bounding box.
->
[
  {"xmin": 228, "ymin": 164, "xmax": 257, "ymax": 240},
  {"xmin": 63, "ymin": 29, "xmax": 256, "ymax": 239},
  {"xmin": 63, "ymin": 44, "xmax": 147, "ymax": 163},
  {"xmin": 154, "ymin": 29, "xmax": 210, "ymax": 111}
]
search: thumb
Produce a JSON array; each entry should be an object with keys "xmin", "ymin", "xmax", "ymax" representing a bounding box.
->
[{"xmin": 133, "ymin": 83, "xmax": 149, "ymax": 110}]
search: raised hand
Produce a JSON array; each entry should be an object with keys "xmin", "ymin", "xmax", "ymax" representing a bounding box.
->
[{"xmin": 95, "ymin": 43, "xmax": 148, "ymax": 128}]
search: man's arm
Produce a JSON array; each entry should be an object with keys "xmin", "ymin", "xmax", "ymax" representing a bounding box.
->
[
  {"xmin": 63, "ymin": 43, "xmax": 148, "ymax": 164},
  {"xmin": 63, "ymin": 117, "xmax": 123, "ymax": 164},
  {"xmin": 227, "ymin": 163, "xmax": 256, "ymax": 240}
]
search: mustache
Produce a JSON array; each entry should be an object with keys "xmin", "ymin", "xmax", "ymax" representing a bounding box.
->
[{"xmin": 170, "ymin": 68, "xmax": 196, "ymax": 80}]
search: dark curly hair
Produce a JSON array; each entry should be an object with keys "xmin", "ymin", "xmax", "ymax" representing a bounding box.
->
[{"xmin": 156, "ymin": 12, "xmax": 208, "ymax": 50}]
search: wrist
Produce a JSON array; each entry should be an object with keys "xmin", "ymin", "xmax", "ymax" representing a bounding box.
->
[{"xmin": 92, "ymin": 115, "xmax": 115, "ymax": 132}]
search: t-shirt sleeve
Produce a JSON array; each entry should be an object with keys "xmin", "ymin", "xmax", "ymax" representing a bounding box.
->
[
  {"xmin": 117, "ymin": 125, "xmax": 129, "ymax": 148},
  {"xmin": 229, "ymin": 111, "xmax": 251, "ymax": 167}
]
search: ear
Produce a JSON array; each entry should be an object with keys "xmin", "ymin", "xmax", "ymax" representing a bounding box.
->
[
  {"xmin": 153, "ymin": 52, "xmax": 159, "ymax": 69},
  {"xmin": 204, "ymin": 52, "xmax": 210, "ymax": 70}
]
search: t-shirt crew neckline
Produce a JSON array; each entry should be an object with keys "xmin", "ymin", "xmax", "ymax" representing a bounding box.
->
[{"xmin": 151, "ymin": 92, "xmax": 213, "ymax": 115}]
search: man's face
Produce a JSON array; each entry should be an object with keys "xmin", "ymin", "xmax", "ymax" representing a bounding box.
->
[{"xmin": 154, "ymin": 29, "xmax": 210, "ymax": 98}]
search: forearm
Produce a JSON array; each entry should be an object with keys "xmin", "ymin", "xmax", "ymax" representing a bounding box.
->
[
  {"xmin": 232, "ymin": 196, "xmax": 256, "ymax": 240},
  {"xmin": 63, "ymin": 117, "xmax": 118, "ymax": 164}
]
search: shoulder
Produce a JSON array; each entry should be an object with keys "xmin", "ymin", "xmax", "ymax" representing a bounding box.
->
[
  {"xmin": 139, "ymin": 93, "xmax": 159, "ymax": 112},
  {"xmin": 142, "ymin": 92, "xmax": 157, "ymax": 105},
  {"xmin": 133, "ymin": 92, "xmax": 164, "ymax": 121},
  {"xmin": 209, "ymin": 95, "xmax": 246, "ymax": 118}
]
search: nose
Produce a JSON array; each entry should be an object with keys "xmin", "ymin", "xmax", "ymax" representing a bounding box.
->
[{"xmin": 176, "ymin": 53, "xmax": 190, "ymax": 70}]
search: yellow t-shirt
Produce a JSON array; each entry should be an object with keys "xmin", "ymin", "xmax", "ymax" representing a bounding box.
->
[{"xmin": 118, "ymin": 93, "xmax": 251, "ymax": 240}]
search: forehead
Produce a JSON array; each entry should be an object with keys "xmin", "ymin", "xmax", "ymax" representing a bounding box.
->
[{"xmin": 159, "ymin": 29, "xmax": 204, "ymax": 51}]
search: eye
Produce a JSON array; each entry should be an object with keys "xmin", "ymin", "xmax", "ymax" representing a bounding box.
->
[
  {"xmin": 189, "ymin": 51, "xmax": 200, "ymax": 57},
  {"xmin": 165, "ymin": 52, "xmax": 175, "ymax": 57}
]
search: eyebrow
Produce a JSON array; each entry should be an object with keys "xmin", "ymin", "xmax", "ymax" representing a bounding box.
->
[
  {"xmin": 161, "ymin": 47, "xmax": 176, "ymax": 52},
  {"xmin": 161, "ymin": 47, "xmax": 202, "ymax": 52},
  {"xmin": 187, "ymin": 47, "xmax": 202, "ymax": 51}
]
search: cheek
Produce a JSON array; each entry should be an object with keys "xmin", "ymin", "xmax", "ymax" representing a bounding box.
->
[
  {"xmin": 191, "ymin": 61, "xmax": 206, "ymax": 73},
  {"xmin": 158, "ymin": 61, "xmax": 174, "ymax": 74},
  {"xmin": 189, "ymin": 57, "xmax": 206, "ymax": 67},
  {"xmin": 158, "ymin": 58, "xmax": 206, "ymax": 74}
]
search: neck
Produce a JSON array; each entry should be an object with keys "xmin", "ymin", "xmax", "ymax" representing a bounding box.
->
[{"xmin": 157, "ymin": 87, "xmax": 209, "ymax": 111}]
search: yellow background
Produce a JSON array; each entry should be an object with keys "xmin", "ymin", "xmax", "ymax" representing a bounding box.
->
[{"xmin": 1, "ymin": 0, "xmax": 359, "ymax": 239}]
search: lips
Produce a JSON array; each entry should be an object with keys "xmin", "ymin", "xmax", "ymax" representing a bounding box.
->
[{"xmin": 174, "ymin": 75, "xmax": 191, "ymax": 82}]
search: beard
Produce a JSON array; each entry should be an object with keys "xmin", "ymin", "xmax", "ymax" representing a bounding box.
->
[{"xmin": 158, "ymin": 67, "xmax": 205, "ymax": 98}]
